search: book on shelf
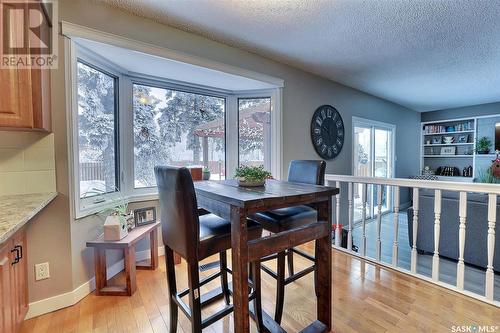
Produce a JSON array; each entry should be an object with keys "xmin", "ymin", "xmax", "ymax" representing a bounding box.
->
[{"xmin": 423, "ymin": 121, "xmax": 474, "ymax": 134}]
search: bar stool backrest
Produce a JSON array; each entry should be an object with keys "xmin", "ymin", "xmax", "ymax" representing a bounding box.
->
[
  {"xmin": 155, "ymin": 166, "xmax": 199, "ymax": 261},
  {"xmin": 287, "ymin": 160, "xmax": 326, "ymax": 185}
]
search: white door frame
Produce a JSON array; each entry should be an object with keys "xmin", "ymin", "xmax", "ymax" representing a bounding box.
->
[{"xmin": 352, "ymin": 116, "xmax": 396, "ymax": 215}]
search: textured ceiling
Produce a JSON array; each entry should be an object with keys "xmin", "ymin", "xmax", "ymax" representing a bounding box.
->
[{"xmin": 99, "ymin": 0, "xmax": 500, "ymax": 112}]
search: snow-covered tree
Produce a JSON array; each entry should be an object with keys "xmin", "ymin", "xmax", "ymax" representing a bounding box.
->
[{"xmin": 77, "ymin": 62, "xmax": 116, "ymax": 194}]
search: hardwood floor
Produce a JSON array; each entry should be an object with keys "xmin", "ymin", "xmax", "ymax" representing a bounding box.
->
[{"xmin": 21, "ymin": 245, "xmax": 500, "ymax": 333}]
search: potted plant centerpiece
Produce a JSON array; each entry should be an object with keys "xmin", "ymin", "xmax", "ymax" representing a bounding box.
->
[
  {"xmin": 202, "ymin": 166, "xmax": 211, "ymax": 180},
  {"xmin": 476, "ymin": 137, "xmax": 492, "ymax": 154},
  {"xmin": 235, "ymin": 165, "xmax": 272, "ymax": 187}
]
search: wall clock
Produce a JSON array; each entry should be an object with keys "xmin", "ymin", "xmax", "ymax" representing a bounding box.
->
[{"xmin": 310, "ymin": 105, "xmax": 344, "ymax": 160}]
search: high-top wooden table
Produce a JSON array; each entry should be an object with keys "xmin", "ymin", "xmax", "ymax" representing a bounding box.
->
[
  {"xmin": 86, "ymin": 222, "xmax": 161, "ymax": 296},
  {"xmin": 194, "ymin": 179, "xmax": 338, "ymax": 333}
]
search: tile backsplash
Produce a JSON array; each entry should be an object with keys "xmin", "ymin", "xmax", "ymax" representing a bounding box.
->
[{"xmin": 0, "ymin": 131, "xmax": 56, "ymax": 196}]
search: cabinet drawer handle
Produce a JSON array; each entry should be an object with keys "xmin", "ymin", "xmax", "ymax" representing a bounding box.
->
[
  {"xmin": 14, "ymin": 245, "xmax": 22, "ymax": 260},
  {"xmin": 11, "ymin": 248, "xmax": 20, "ymax": 265}
]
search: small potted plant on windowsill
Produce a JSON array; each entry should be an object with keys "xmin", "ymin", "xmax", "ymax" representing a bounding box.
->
[
  {"xmin": 476, "ymin": 136, "xmax": 492, "ymax": 154},
  {"xmin": 235, "ymin": 165, "xmax": 272, "ymax": 187},
  {"xmin": 202, "ymin": 167, "xmax": 211, "ymax": 180}
]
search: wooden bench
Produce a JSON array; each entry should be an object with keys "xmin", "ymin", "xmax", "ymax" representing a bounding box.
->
[{"xmin": 86, "ymin": 222, "xmax": 161, "ymax": 296}]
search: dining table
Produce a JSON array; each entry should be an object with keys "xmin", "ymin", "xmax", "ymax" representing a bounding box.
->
[{"xmin": 194, "ymin": 179, "xmax": 339, "ymax": 333}]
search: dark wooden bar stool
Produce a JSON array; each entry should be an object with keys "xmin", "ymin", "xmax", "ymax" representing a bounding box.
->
[
  {"xmin": 155, "ymin": 166, "xmax": 264, "ymax": 333},
  {"xmin": 249, "ymin": 160, "xmax": 326, "ymax": 324}
]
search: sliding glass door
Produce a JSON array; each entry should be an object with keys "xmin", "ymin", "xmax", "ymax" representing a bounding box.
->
[{"xmin": 353, "ymin": 117, "xmax": 395, "ymax": 221}]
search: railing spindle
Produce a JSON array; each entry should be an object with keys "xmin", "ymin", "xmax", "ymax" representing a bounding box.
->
[
  {"xmin": 392, "ymin": 186, "xmax": 400, "ymax": 267},
  {"xmin": 486, "ymin": 194, "xmax": 497, "ymax": 301},
  {"xmin": 411, "ymin": 188, "xmax": 419, "ymax": 274},
  {"xmin": 432, "ymin": 189, "xmax": 442, "ymax": 282},
  {"xmin": 348, "ymin": 182, "xmax": 353, "ymax": 251},
  {"xmin": 376, "ymin": 184, "xmax": 382, "ymax": 261},
  {"xmin": 324, "ymin": 174, "xmax": 500, "ymax": 306},
  {"xmin": 335, "ymin": 181, "xmax": 341, "ymax": 247},
  {"xmin": 457, "ymin": 192, "xmax": 467, "ymax": 290},
  {"xmin": 361, "ymin": 183, "xmax": 367, "ymax": 256}
]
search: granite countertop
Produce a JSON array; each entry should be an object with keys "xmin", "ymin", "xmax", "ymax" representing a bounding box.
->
[{"xmin": 0, "ymin": 192, "xmax": 57, "ymax": 244}]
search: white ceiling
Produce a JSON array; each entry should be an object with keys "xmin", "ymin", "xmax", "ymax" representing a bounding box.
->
[
  {"xmin": 75, "ymin": 38, "xmax": 277, "ymax": 92},
  {"xmin": 99, "ymin": 0, "xmax": 500, "ymax": 112}
]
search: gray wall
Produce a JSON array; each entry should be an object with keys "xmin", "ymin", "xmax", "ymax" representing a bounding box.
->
[{"xmin": 26, "ymin": 0, "xmax": 421, "ymax": 303}]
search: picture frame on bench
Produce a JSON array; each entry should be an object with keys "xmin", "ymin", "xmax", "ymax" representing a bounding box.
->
[{"xmin": 134, "ymin": 207, "xmax": 157, "ymax": 227}]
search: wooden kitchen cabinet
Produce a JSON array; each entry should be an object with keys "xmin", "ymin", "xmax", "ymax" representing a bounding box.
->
[
  {"xmin": 0, "ymin": 0, "xmax": 51, "ymax": 131},
  {"xmin": 0, "ymin": 242, "xmax": 14, "ymax": 333},
  {"xmin": 0, "ymin": 229, "xmax": 28, "ymax": 333}
]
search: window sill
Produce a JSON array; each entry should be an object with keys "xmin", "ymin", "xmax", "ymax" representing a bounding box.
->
[{"xmin": 75, "ymin": 191, "xmax": 159, "ymax": 220}]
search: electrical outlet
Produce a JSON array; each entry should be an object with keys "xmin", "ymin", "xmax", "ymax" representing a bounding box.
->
[{"xmin": 35, "ymin": 262, "xmax": 50, "ymax": 281}]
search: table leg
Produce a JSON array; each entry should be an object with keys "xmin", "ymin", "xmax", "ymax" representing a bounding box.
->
[
  {"xmin": 94, "ymin": 248, "xmax": 107, "ymax": 295},
  {"xmin": 150, "ymin": 228, "xmax": 159, "ymax": 270},
  {"xmin": 230, "ymin": 206, "xmax": 249, "ymax": 333},
  {"xmin": 315, "ymin": 199, "xmax": 332, "ymax": 330},
  {"xmin": 124, "ymin": 245, "xmax": 137, "ymax": 296}
]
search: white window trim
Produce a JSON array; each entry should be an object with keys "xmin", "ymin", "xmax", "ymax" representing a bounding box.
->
[
  {"xmin": 68, "ymin": 39, "xmax": 126, "ymax": 219},
  {"xmin": 64, "ymin": 32, "xmax": 284, "ymax": 219},
  {"xmin": 351, "ymin": 116, "xmax": 396, "ymax": 179}
]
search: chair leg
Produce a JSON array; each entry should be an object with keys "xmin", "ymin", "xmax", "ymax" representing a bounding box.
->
[
  {"xmin": 275, "ymin": 251, "xmax": 286, "ymax": 324},
  {"xmin": 251, "ymin": 261, "xmax": 264, "ymax": 332},
  {"xmin": 287, "ymin": 248, "xmax": 294, "ymax": 277},
  {"xmin": 187, "ymin": 262, "xmax": 202, "ymax": 333},
  {"xmin": 165, "ymin": 247, "xmax": 178, "ymax": 333},
  {"xmin": 219, "ymin": 251, "xmax": 231, "ymax": 305},
  {"xmin": 314, "ymin": 240, "xmax": 319, "ymax": 297}
]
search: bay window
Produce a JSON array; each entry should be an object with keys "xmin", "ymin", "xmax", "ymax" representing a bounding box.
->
[
  {"xmin": 76, "ymin": 60, "xmax": 119, "ymax": 201},
  {"xmin": 132, "ymin": 83, "xmax": 226, "ymax": 188},
  {"xmin": 238, "ymin": 97, "xmax": 271, "ymax": 170},
  {"xmin": 69, "ymin": 40, "xmax": 281, "ymax": 218}
]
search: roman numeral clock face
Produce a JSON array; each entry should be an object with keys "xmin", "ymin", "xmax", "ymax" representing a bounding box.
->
[{"xmin": 310, "ymin": 105, "xmax": 344, "ymax": 160}]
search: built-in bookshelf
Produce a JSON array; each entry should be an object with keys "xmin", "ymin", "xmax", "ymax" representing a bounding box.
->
[
  {"xmin": 420, "ymin": 117, "xmax": 476, "ymax": 181},
  {"xmin": 420, "ymin": 114, "xmax": 500, "ymax": 182}
]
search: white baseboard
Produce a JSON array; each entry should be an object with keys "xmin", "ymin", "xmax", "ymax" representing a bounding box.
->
[{"xmin": 26, "ymin": 246, "xmax": 165, "ymax": 319}]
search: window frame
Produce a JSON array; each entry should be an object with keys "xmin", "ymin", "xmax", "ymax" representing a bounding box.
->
[
  {"xmin": 126, "ymin": 76, "xmax": 229, "ymax": 196},
  {"xmin": 237, "ymin": 95, "xmax": 273, "ymax": 171},
  {"xmin": 67, "ymin": 38, "xmax": 283, "ymax": 219},
  {"xmin": 70, "ymin": 45, "xmax": 125, "ymax": 218},
  {"xmin": 235, "ymin": 90, "xmax": 280, "ymax": 178}
]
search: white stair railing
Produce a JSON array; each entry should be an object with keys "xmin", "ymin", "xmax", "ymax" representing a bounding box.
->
[
  {"xmin": 411, "ymin": 187, "xmax": 419, "ymax": 274},
  {"xmin": 457, "ymin": 191, "xmax": 467, "ymax": 290},
  {"xmin": 361, "ymin": 183, "xmax": 367, "ymax": 256},
  {"xmin": 486, "ymin": 194, "xmax": 497, "ymax": 301},
  {"xmin": 334, "ymin": 181, "xmax": 341, "ymax": 247},
  {"xmin": 326, "ymin": 174, "xmax": 500, "ymax": 307},
  {"xmin": 432, "ymin": 189, "xmax": 442, "ymax": 282},
  {"xmin": 392, "ymin": 186, "xmax": 400, "ymax": 267}
]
